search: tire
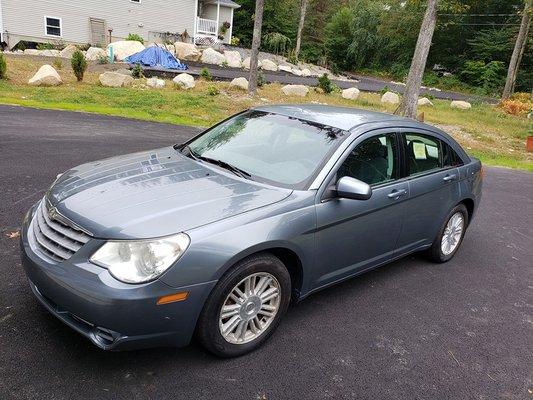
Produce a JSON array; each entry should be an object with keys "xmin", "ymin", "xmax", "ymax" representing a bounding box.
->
[
  {"xmin": 196, "ymin": 253, "xmax": 291, "ymax": 358},
  {"xmin": 427, "ymin": 203, "xmax": 469, "ymax": 263}
]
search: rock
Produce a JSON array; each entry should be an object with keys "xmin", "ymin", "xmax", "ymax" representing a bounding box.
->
[
  {"xmin": 59, "ymin": 44, "xmax": 78, "ymax": 58},
  {"xmin": 342, "ymin": 87, "xmax": 360, "ymax": 101},
  {"xmin": 450, "ymin": 100, "xmax": 471, "ymax": 110},
  {"xmin": 230, "ymin": 77, "xmax": 248, "ymax": 91},
  {"xmin": 107, "ymin": 40, "xmax": 145, "ymax": 61},
  {"xmin": 28, "ymin": 65, "xmax": 62, "ymax": 86},
  {"xmin": 291, "ymin": 68, "xmax": 303, "ymax": 76},
  {"xmin": 86, "ymin": 47, "xmax": 107, "ymax": 61},
  {"xmin": 146, "ymin": 77, "xmax": 165, "ymax": 89},
  {"xmin": 223, "ymin": 51, "xmax": 242, "ymax": 68},
  {"xmin": 281, "ymin": 84, "xmax": 309, "ymax": 97},
  {"xmin": 114, "ymin": 68, "xmax": 132, "ymax": 76},
  {"xmin": 201, "ymin": 47, "xmax": 226, "ymax": 65},
  {"xmin": 99, "ymin": 71, "xmax": 134, "ymax": 87},
  {"xmin": 174, "ymin": 42, "xmax": 201, "ymax": 61},
  {"xmin": 40, "ymin": 49, "xmax": 61, "ymax": 57},
  {"xmin": 24, "ymin": 49, "xmax": 41, "ymax": 56},
  {"xmin": 261, "ymin": 59, "xmax": 278, "ymax": 71},
  {"xmin": 173, "ymin": 73, "xmax": 195, "ymax": 89},
  {"xmin": 300, "ymin": 68, "xmax": 312, "ymax": 77},
  {"xmin": 278, "ymin": 65, "xmax": 292, "ymax": 73},
  {"xmin": 242, "ymin": 57, "xmax": 262, "ymax": 70},
  {"xmin": 418, "ymin": 97, "xmax": 434, "ymax": 106},
  {"xmin": 381, "ymin": 91, "xmax": 400, "ymax": 104}
]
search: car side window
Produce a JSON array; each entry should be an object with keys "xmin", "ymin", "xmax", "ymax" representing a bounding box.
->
[
  {"xmin": 442, "ymin": 142, "xmax": 463, "ymax": 167},
  {"xmin": 337, "ymin": 133, "xmax": 398, "ymax": 186},
  {"xmin": 404, "ymin": 133, "xmax": 443, "ymax": 176}
]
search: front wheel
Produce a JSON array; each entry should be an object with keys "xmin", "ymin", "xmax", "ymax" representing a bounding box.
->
[
  {"xmin": 427, "ymin": 204, "xmax": 468, "ymax": 263},
  {"xmin": 196, "ymin": 253, "xmax": 291, "ymax": 357}
]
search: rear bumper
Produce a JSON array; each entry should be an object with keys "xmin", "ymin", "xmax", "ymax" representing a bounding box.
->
[{"xmin": 20, "ymin": 205, "xmax": 217, "ymax": 351}]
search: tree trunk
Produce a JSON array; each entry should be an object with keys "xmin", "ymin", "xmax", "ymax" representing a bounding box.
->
[
  {"xmin": 502, "ymin": 0, "xmax": 531, "ymax": 100},
  {"xmin": 295, "ymin": 0, "xmax": 309, "ymax": 60},
  {"xmin": 248, "ymin": 0, "xmax": 265, "ymax": 96},
  {"xmin": 396, "ymin": 0, "xmax": 438, "ymax": 119}
]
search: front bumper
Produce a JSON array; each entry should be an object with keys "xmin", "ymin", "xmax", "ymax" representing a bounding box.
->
[{"xmin": 20, "ymin": 205, "xmax": 216, "ymax": 350}]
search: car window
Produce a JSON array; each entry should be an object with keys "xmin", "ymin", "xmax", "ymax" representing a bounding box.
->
[
  {"xmin": 405, "ymin": 133, "xmax": 443, "ymax": 176},
  {"xmin": 337, "ymin": 133, "xmax": 398, "ymax": 186},
  {"xmin": 442, "ymin": 142, "xmax": 463, "ymax": 167}
]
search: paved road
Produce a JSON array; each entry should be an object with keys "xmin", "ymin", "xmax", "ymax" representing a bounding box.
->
[{"xmin": 0, "ymin": 105, "xmax": 531, "ymax": 400}]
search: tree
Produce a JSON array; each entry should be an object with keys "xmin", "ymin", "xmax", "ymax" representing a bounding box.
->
[
  {"xmin": 396, "ymin": 0, "xmax": 438, "ymax": 119},
  {"xmin": 249, "ymin": 0, "xmax": 265, "ymax": 95},
  {"xmin": 502, "ymin": 0, "xmax": 532, "ymax": 99},
  {"xmin": 295, "ymin": 0, "xmax": 309, "ymax": 59}
]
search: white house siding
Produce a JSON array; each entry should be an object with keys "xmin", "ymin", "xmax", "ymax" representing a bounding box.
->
[
  {"xmin": 1, "ymin": 0, "xmax": 196, "ymax": 48},
  {"xmin": 201, "ymin": 4, "xmax": 233, "ymax": 43}
]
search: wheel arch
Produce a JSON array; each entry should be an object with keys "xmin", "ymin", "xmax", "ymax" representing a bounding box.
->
[{"xmin": 458, "ymin": 197, "xmax": 475, "ymax": 224}]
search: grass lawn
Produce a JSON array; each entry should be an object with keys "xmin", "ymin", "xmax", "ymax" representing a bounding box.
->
[{"xmin": 1, "ymin": 54, "xmax": 532, "ymax": 171}]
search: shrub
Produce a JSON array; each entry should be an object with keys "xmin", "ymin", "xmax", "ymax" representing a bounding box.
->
[
  {"xmin": 200, "ymin": 67, "xmax": 212, "ymax": 81},
  {"xmin": 460, "ymin": 60, "xmax": 505, "ymax": 94},
  {"xmin": 126, "ymin": 33, "xmax": 144, "ymax": 44},
  {"xmin": 71, "ymin": 50, "xmax": 87, "ymax": 81},
  {"xmin": 132, "ymin": 64, "xmax": 143, "ymax": 78},
  {"xmin": 96, "ymin": 54, "xmax": 109, "ymax": 65},
  {"xmin": 263, "ymin": 32, "xmax": 291, "ymax": 55},
  {"xmin": 221, "ymin": 60, "xmax": 229, "ymax": 68},
  {"xmin": 52, "ymin": 58, "xmax": 63, "ymax": 70},
  {"xmin": 257, "ymin": 71, "xmax": 266, "ymax": 87},
  {"xmin": 77, "ymin": 43, "xmax": 92, "ymax": 52},
  {"xmin": 230, "ymin": 37, "xmax": 240, "ymax": 46},
  {"xmin": 317, "ymin": 73, "xmax": 334, "ymax": 94},
  {"xmin": 0, "ymin": 53, "xmax": 7, "ymax": 80},
  {"xmin": 380, "ymin": 85, "xmax": 390, "ymax": 95},
  {"xmin": 37, "ymin": 42, "xmax": 55, "ymax": 50},
  {"xmin": 207, "ymin": 85, "xmax": 220, "ymax": 96}
]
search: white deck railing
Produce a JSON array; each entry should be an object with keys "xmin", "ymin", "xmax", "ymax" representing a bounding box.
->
[{"xmin": 196, "ymin": 17, "xmax": 217, "ymax": 36}]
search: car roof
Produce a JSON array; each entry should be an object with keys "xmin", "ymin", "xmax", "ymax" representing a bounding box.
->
[{"xmin": 253, "ymin": 104, "xmax": 418, "ymax": 132}]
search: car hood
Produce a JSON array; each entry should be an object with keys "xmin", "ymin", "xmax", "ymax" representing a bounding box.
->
[{"xmin": 47, "ymin": 147, "xmax": 292, "ymax": 239}]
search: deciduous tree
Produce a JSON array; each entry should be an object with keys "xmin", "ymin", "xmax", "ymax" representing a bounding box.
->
[
  {"xmin": 295, "ymin": 0, "xmax": 309, "ymax": 59},
  {"xmin": 249, "ymin": 0, "xmax": 265, "ymax": 95}
]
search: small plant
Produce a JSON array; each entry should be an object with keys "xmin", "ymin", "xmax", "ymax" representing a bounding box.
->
[
  {"xmin": 221, "ymin": 60, "xmax": 229, "ymax": 68},
  {"xmin": 126, "ymin": 33, "xmax": 144, "ymax": 44},
  {"xmin": 230, "ymin": 37, "xmax": 240, "ymax": 46},
  {"xmin": 219, "ymin": 21, "xmax": 231, "ymax": 40},
  {"xmin": 132, "ymin": 64, "xmax": 143, "ymax": 78},
  {"xmin": 199, "ymin": 67, "xmax": 212, "ymax": 81},
  {"xmin": 52, "ymin": 58, "xmax": 63, "ymax": 70},
  {"xmin": 71, "ymin": 50, "xmax": 87, "ymax": 81},
  {"xmin": 36, "ymin": 42, "xmax": 55, "ymax": 50},
  {"xmin": 380, "ymin": 85, "xmax": 390, "ymax": 95},
  {"xmin": 77, "ymin": 43, "xmax": 92, "ymax": 52},
  {"xmin": 317, "ymin": 73, "xmax": 334, "ymax": 94},
  {"xmin": 257, "ymin": 71, "xmax": 266, "ymax": 87},
  {"xmin": 96, "ymin": 54, "xmax": 109, "ymax": 65},
  {"xmin": 207, "ymin": 85, "xmax": 220, "ymax": 96},
  {"xmin": 0, "ymin": 53, "xmax": 7, "ymax": 80}
]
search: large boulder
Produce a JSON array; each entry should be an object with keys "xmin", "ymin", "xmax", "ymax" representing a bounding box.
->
[
  {"xmin": 201, "ymin": 47, "xmax": 226, "ymax": 65},
  {"xmin": 242, "ymin": 57, "xmax": 262, "ymax": 70},
  {"xmin": 281, "ymin": 84, "xmax": 309, "ymax": 97},
  {"xmin": 418, "ymin": 97, "xmax": 434, "ymax": 107},
  {"xmin": 450, "ymin": 100, "xmax": 471, "ymax": 110},
  {"xmin": 28, "ymin": 65, "xmax": 62, "ymax": 86},
  {"xmin": 86, "ymin": 47, "xmax": 107, "ymax": 61},
  {"xmin": 99, "ymin": 71, "xmax": 134, "ymax": 87},
  {"xmin": 59, "ymin": 44, "xmax": 78, "ymax": 58},
  {"xmin": 107, "ymin": 40, "xmax": 145, "ymax": 61},
  {"xmin": 146, "ymin": 77, "xmax": 165, "ymax": 89},
  {"xmin": 342, "ymin": 87, "xmax": 360, "ymax": 101},
  {"xmin": 40, "ymin": 49, "xmax": 61, "ymax": 57},
  {"xmin": 174, "ymin": 42, "xmax": 201, "ymax": 61},
  {"xmin": 278, "ymin": 65, "xmax": 292, "ymax": 73},
  {"xmin": 300, "ymin": 68, "xmax": 312, "ymax": 77},
  {"xmin": 224, "ymin": 51, "xmax": 242, "ymax": 68},
  {"xmin": 230, "ymin": 77, "xmax": 249, "ymax": 91},
  {"xmin": 261, "ymin": 59, "xmax": 278, "ymax": 71},
  {"xmin": 381, "ymin": 91, "xmax": 400, "ymax": 104},
  {"xmin": 24, "ymin": 49, "xmax": 41, "ymax": 56},
  {"xmin": 291, "ymin": 68, "xmax": 303, "ymax": 76},
  {"xmin": 173, "ymin": 73, "xmax": 195, "ymax": 89}
]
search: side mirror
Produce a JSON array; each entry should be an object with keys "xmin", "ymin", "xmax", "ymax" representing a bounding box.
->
[{"xmin": 336, "ymin": 176, "xmax": 372, "ymax": 200}]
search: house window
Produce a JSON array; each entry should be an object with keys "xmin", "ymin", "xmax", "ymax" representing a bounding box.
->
[
  {"xmin": 130, "ymin": 0, "xmax": 141, "ymax": 3},
  {"xmin": 45, "ymin": 16, "xmax": 62, "ymax": 37}
]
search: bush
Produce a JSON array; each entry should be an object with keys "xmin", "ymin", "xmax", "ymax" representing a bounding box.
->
[
  {"xmin": 132, "ymin": 64, "xmax": 143, "ymax": 78},
  {"xmin": 230, "ymin": 37, "xmax": 240, "ymax": 46},
  {"xmin": 460, "ymin": 60, "xmax": 505, "ymax": 94},
  {"xmin": 52, "ymin": 58, "xmax": 63, "ymax": 70},
  {"xmin": 207, "ymin": 85, "xmax": 220, "ymax": 96},
  {"xmin": 317, "ymin": 73, "xmax": 334, "ymax": 94},
  {"xmin": 200, "ymin": 67, "xmax": 212, "ymax": 81},
  {"xmin": 257, "ymin": 71, "xmax": 266, "ymax": 87},
  {"xmin": 71, "ymin": 50, "xmax": 87, "ymax": 81},
  {"xmin": 0, "ymin": 53, "xmax": 7, "ymax": 80},
  {"xmin": 126, "ymin": 33, "xmax": 144, "ymax": 44},
  {"xmin": 37, "ymin": 42, "xmax": 55, "ymax": 50},
  {"xmin": 96, "ymin": 54, "xmax": 109, "ymax": 65},
  {"xmin": 263, "ymin": 32, "xmax": 291, "ymax": 55}
]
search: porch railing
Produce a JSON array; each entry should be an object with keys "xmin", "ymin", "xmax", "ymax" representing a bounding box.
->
[{"xmin": 196, "ymin": 17, "xmax": 217, "ymax": 36}]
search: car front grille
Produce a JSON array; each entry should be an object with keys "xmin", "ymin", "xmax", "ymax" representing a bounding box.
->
[{"xmin": 28, "ymin": 200, "xmax": 92, "ymax": 262}]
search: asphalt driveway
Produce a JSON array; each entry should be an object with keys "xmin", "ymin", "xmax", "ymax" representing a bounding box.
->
[{"xmin": 0, "ymin": 105, "xmax": 531, "ymax": 400}]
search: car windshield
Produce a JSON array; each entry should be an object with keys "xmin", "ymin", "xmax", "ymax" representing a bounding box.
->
[{"xmin": 187, "ymin": 111, "xmax": 347, "ymax": 189}]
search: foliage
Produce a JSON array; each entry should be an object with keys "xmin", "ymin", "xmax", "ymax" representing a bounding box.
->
[
  {"xmin": 0, "ymin": 53, "xmax": 6, "ymax": 80},
  {"xmin": 460, "ymin": 60, "xmax": 505, "ymax": 93},
  {"xmin": 52, "ymin": 58, "xmax": 63, "ymax": 70},
  {"xmin": 219, "ymin": 21, "xmax": 231, "ymax": 39},
  {"xmin": 263, "ymin": 32, "xmax": 291, "ymax": 55},
  {"xmin": 76, "ymin": 43, "xmax": 92, "ymax": 52},
  {"xmin": 132, "ymin": 64, "xmax": 143, "ymax": 78},
  {"xmin": 200, "ymin": 67, "xmax": 212, "ymax": 81},
  {"xmin": 36, "ymin": 42, "xmax": 55, "ymax": 50},
  {"xmin": 71, "ymin": 50, "xmax": 87, "ymax": 82},
  {"xmin": 126, "ymin": 33, "xmax": 144, "ymax": 44},
  {"xmin": 230, "ymin": 37, "xmax": 240, "ymax": 46},
  {"xmin": 207, "ymin": 85, "xmax": 220, "ymax": 96},
  {"xmin": 317, "ymin": 73, "xmax": 334, "ymax": 94},
  {"xmin": 257, "ymin": 71, "xmax": 266, "ymax": 87},
  {"xmin": 500, "ymin": 93, "xmax": 533, "ymax": 116},
  {"xmin": 97, "ymin": 54, "xmax": 109, "ymax": 65}
]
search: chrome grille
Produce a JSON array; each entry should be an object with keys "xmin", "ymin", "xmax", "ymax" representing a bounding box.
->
[{"xmin": 29, "ymin": 200, "xmax": 91, "ymax": 262}]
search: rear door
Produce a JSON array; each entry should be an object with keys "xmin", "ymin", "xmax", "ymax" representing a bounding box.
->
[{"xmin": 395, "ymin": 129, "xmax": 462, "ymax": 255}]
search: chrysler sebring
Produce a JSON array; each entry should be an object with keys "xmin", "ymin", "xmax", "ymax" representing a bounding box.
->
[{"xmin": 20, "ymin": 105, "xmax": 482, "ymax": 357}]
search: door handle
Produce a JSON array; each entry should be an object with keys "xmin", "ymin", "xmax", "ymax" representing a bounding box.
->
[
  {"xmin": 387, "ymin": 189, "xmax": 407, "ymax": 199},
  {"xmin": 443, "ymin": 173, "xmax": 457, "ymax": 182}
]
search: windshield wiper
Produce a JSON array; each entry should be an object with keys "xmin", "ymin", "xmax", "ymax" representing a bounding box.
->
[
  {"xmin": 197, "ymin": 156, "xmax": 252, "ymax": 179},
  {"xmin": 177, "ymin": 144, "xmax": 199, "ymax": 160}
]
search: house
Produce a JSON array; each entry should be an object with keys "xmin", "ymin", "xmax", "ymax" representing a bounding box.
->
[{"xmin": 0, "ymin": 0, "xmax": 240, "ymax": 49}]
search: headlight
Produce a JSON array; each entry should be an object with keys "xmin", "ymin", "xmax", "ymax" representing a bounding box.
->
[{"xmin": 89, "ymin": 233, "xmax": 190, "ymax": 284}]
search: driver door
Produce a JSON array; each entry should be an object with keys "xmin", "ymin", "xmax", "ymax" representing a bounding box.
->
[{"xmin": 313, "ymin": 130, "xmax": 408, "ymax": 288}]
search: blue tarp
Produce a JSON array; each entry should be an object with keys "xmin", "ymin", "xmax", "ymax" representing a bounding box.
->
[{"xmin": 125, "ymin": 46, "xmax": 188, "ymax": 70}]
